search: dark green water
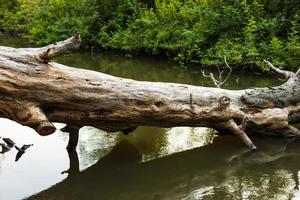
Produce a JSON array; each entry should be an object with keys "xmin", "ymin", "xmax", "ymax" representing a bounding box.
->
[{"xmin": 0, "ymin": 36, "xmax": 299, "ymax": 200}]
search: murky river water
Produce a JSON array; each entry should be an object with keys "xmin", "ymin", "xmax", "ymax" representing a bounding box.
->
[{"xmin": 0, "ymin": 36, "xmax": 300, "ymax": 200}]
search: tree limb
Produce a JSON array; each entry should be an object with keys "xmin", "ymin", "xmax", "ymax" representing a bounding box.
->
[
  {"xmin": 224, "ymin": 119, "xmax": 256, "ymax": 150},
  {"xmin": 0, "ymin": 36, "xmax": 299, "ymax": 151},
  {"xmin": 264, "ymin": 60, "xmax": 295, "ymax": 79},
  {"xmin": 37, "ymin": 34, "xmax": 81, "ymax": 63}
]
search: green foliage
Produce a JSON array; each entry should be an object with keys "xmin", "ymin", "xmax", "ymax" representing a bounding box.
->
[
  {"xmin": 0, "ymin": 0, "xmax": 19, "ymax": 31},
  {"xmin": 286, "ymin": 15, "xmax": 300, "ymax": 70},
  {"xmin": 1, "ymin": 0, "xmax": 299, "ymax": 70},
  {"xmin": 95, "ymin": 0, "xmax": 143, "ymax": 48},
  {"xmin": 1, "ymin": 0, "xmax": 98, "ymax": 47}
]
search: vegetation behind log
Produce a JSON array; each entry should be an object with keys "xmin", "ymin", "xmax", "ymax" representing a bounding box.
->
[{"xmin": 1, "ymin": 0, "xmax": 299, "ymax": 70}]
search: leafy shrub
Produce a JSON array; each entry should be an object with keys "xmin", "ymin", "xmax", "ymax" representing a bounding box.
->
[{"xmin": 1, "ymin": 0, "xmax": 299, "ymax": 70}]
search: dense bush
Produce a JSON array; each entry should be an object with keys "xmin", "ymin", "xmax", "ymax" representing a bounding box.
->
[
  {"xmin": 1, "ymin": 0, "xmax": 99, "ymax": 47},
  {"xmin": 1, "ymin": 0, "xmax": 299, "ymax": 70}
]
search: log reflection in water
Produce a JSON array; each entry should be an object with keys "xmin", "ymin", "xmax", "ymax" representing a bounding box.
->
[
  {"xmin": 30, "ymin": 136, "xmax": 300, "ymax": 200},
  {"xmin": 61, "ymin": 151, "xmax": 80, "ymax": 177}
]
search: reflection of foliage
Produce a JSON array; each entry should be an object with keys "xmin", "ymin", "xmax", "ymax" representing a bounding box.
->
[
  {"xmin": 31, "ymin": 136, "xmax": 300, "ymax": 200},
  {"xmin": 0, "ymin": 34, "xmax": 30, "ymax": 47},
  {"xmin": 208, "ymin": 170, "xmax": 296, "ymax": 200},
  {"xmin": 75, "ymin": 127, "xmax": 121, "ymax": 171},
  {"xmin": 56, "ymin": 52, "xmax": 280, "ymax": 90},
  {"xmin": 121, "ymin": 126, "xmax": 215, "ymax": 162},
  {"xmin": 120, "ymin": 126, "xmax": 167, "ymax": 160}
]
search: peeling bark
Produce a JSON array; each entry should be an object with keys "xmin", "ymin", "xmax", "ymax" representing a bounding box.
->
[{"xmin": 0, "ymin": 35, "xmax": 299, "ymax": 150}]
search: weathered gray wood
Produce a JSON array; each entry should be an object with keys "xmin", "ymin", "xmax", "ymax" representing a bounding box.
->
[{"xmin": 0, "ymin": 35, "xmax": 299, "ymax": 150}]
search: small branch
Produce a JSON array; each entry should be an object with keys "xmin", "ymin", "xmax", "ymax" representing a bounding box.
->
[
  {"xmin": 286, "ymin": 125, "xmax": 300, "ymax": 136},
  {"xmin": 201, "ymin": 56, "xmax": 232, "ymax": 88},
  {"xmin": 225, "ymin": 119, "xmax": 256, "ymax": 150},
  {"xmin": 37, "ymin": 34, "xmax": 81, "ymax": 63},
  {"xmin": 222, "ymin": 56, "xmax": 232, "ymax": 84},
  {"xmin": 264, "ymin": 60, "xmax": 295, "ymax": 79},
  {"xmin": 217, "ymin": 66, "xmax": 224, "ymax": 81},
  {"xmin": 296, "ymin": 67, "xmax": 300, "ymax": 77},
  {"xmin": 201, "ymin": 70, "xmax": 221, "ymax": 88}
]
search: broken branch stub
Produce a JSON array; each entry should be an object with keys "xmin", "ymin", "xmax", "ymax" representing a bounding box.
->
[{"xmin": 38, "ymin": 34, "xmax": 81, "ymax": 62}]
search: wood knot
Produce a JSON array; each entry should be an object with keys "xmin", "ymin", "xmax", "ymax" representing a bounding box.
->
[
  {"xmin": 219, "ymin": 96, "xmax": 231, "ymax": 107},
  {"xmin": 39, "ymin": 47, "xmax": 53, "ymax": 63},
  {"xmin": 267, "ymin": 100, "xmax": 275, "ymax": 108}
]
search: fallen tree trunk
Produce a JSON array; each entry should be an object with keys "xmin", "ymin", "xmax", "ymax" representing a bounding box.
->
[{"xmin": 0, "ymin": 35, "xmax": 299, "ymax": 150}]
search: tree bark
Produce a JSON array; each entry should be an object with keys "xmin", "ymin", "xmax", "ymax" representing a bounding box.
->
[{"xmin": 0, "ymin": 35, "xmax": 299, "ymax": 150}]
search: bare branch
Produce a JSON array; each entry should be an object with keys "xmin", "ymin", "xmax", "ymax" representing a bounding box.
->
[
  {"xmin": 221, "ymin": 56, "xmax": 232, "ymax": 85},
  {"xmin": 286, "ymin": 125, "xmax": 300, "ymax": 136},
  {"xmin": 217, "ymin": 66, "xmax": 224, "ymax": 81},
  {"xmin": 296, "ymin": 67, "xmax": 300, "ymax": 77},
  {"xmin": 201, "ymin": 70, "xmax": 221, "ymax": 88},
  {"xmin": 201, "ymin": 56, "xmax": 232, "ymax": 88},
  {"xmin": 225, "ymin": 119, "xmax": 256, "ymax": 150},
  {"xmin": 264, "ymin": 60, "xmax": 295, "ymax": 79},
  {"xmin": 37, "ymin": 34, "xmax": 81, "ymax": 63}
]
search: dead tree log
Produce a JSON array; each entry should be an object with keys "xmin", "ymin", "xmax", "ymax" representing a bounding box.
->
[{"xmin": 0, "ymin": 35, "xmax": 299, "ymax": 151}]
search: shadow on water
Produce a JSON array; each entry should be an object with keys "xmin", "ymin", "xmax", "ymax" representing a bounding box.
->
[{"xmin": 29, "ymin": 136, "xmax": 300, "ymax": 200}]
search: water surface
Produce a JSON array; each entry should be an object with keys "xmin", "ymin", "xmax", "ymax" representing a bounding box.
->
[{"xmin": 0, "ymin": 36, "xmax": 299, "ymax": 200}]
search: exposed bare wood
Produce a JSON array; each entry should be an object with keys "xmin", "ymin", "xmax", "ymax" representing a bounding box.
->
[
  {"xmin": 0, "ymin": 35, "xmax": 299, "ymax": 150},
  {"xmin": 38, "ymin": 34, "xmax": 81, "ymax": 63},
  {"xmin": 223, "ymin": 119, "xmax": 256, "ymax": 150},
  {"xmin": 264, "ymin": 60, "xmax": 295, "ymax": 78}
]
